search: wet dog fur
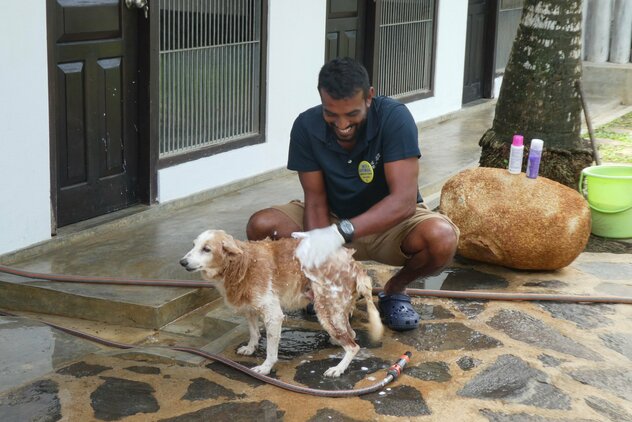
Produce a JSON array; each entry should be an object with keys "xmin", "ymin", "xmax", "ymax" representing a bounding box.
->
[{"xmin": 180, "ymin": 229, "xmax": 383, "ymax": 377}]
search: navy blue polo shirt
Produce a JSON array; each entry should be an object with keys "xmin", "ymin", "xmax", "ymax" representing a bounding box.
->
[{"xmin": 287, "ymin": 96, "xmax": 421, "ymax": 219}]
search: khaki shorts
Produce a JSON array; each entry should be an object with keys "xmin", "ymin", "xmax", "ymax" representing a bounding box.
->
[{"xmin": 272, "ymin": 200, "xmax": 460, "ymax": 266}]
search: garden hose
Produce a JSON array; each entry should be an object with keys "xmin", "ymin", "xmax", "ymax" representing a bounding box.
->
[
  {"xmin": 0, "ymin": 309, "xmax": 410, "ymax": 398},
  {"xmin": 1, "ymin": 264, "xmax": 630, "ymax": 304}
]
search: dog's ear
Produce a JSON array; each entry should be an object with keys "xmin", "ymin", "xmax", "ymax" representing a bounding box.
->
[{"xmin": 222, "ymin": 238, "xmax": 243, "ymax": 256}]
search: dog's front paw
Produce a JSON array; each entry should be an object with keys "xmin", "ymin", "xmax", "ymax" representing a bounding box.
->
[
  {"xmin": 324, "ymin": 366, "xmax": 345, "ymax": 377},
  {"xmin": 251, "ymin": 364, "xmax": 272, "ymax": 375},
  {"xmin": 237, "ymin": 345, "xmax": 256, "ymax": 355}
]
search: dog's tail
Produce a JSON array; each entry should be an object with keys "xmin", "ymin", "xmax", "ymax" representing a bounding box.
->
[{"xmin": 358, "ymin": 273, "xmax": 384, "ymax": 342}]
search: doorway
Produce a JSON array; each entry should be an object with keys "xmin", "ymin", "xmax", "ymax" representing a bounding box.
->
[
  {"xmin": 325, "ymin": 0, "xmax": 367, "ymax": 64},
  {"xmin": 462, "ymin": 0, "xmax": 496, "ymax": 104}
]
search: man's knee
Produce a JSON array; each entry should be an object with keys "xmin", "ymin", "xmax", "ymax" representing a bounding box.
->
[
  {"xmin": 247, "ymin": 209, "xmax": 275, "ymax": 240},
  {"xmin": 425, "ymin": 219, "xmax": 458, "ymax": 260},
  {"xmin": 246, "ymin": 208, "xmax": 298, "ymax": 240},
  {"xmin": 404, "ymin": 218, "xmax": 458, "ymax": 267}
]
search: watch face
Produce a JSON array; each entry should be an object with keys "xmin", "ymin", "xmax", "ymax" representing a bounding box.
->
[{"xmin": 339, "ymin": 219, "xmax": 354, "ymax": 237}]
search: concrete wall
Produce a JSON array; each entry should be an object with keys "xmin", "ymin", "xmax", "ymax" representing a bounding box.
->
[
  {"xmin": 158, "ymin": 0, "xmax": 325, "ymax": 202},
  {"xmin": 582, "ymin": 62, "xmax": 632, "ymax": 105},
  {"xmin": 0, "ymin": 0, "xmax": 51, "ymax": 255}
]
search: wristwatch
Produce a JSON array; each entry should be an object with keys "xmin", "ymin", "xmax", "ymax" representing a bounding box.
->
[{"xmin": 336, "ymin": 219, "xmax": 355, "ymax": 243}]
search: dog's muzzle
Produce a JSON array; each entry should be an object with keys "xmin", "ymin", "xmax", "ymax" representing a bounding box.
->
[{"xmin": 179, "ymin": 258, "xmax": 195, "ymax": 272}]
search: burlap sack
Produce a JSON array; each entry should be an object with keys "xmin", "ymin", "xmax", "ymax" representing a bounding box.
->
[{"xmin": 440, "ymin": 167, "xmax": 591, "ymax": 270}]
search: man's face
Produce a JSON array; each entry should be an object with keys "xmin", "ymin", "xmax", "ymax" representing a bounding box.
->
[{"xmin": 320, "ymin": 87, "xmax": 374, "ymax": 144}]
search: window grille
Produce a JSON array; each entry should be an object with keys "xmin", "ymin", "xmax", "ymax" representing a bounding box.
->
[
  {"xmin": 496, "ymin": 0, "xmax": 524, "ymax": 73},
  {"xmin": 374, "ymin": 0, "xmax": 436, "ymax": 99},
  {"xmin": 159, "ymin": 0, "xmax": 262, "ymax": 158}
]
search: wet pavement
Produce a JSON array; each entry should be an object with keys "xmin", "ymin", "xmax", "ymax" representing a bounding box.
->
[
  {"xmin": 1, "ymin": 254, "xmax": 631, "ymax": 421},
  {"xmin": 1, "ymin": 99, "xmax": 632, "ymax": 421}
]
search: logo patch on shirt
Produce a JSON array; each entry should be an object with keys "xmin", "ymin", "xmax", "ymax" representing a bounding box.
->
[{"xmin": 358, "ymin": 161, "xmax": 374, "ymax": 183}]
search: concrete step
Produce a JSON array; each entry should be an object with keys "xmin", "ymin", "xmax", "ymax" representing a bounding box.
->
[{"xmin": 0, "ymin": 272, "xmax": 218, "ymax": 329}]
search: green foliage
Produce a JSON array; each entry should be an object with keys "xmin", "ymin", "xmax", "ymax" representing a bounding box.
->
[
  {"xmin": 593, "ymin": 112, "xmax": 632, "ymax": 164},
  {"xmin": 600, "ymin": 145, "xmax": 631, "ymax": 163}
]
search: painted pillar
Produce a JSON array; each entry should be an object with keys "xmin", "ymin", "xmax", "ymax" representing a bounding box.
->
[
  {"xmin": 609, "ymin": 0, "xmax": 632, "ymax": 63},
  {"xmin": 584, "ymin": 0, "xmax": 612, "ymax": 62},
  {"xmin": 581, "ymin": 0, "xmax": 588, "ymax": 59}
]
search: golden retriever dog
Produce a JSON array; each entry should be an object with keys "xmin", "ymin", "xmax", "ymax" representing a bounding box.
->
[{"xmin": 180, "ymin": 229, "xmax": 383, "ymax": 377}]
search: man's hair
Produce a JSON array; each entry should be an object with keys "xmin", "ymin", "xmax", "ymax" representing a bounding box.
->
[{"xmin": 317, "ymin": 57, "xmax": 371, "ymax": 100}]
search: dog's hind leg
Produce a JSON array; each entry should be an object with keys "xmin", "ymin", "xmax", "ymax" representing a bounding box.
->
[
  {"xmin": 251, "ymin": 302, "xmax": 284, "ymax": 375},
  {"xmin": 237, "ymin": 311, "xmax": 260, "ymax": 356}
]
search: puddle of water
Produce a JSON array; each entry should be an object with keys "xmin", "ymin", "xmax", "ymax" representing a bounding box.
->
[
  {"xmin": 246, "ymin": 328, "xmax": 332, "ymax": 360},
  {"xmin": 410, "ymin": 268, "xmax": 508, "ymax": 291},
  {"xmin": 0, "ymin": 325, "xmax": 55, "ymax": 393},
  {"xmin": 0, "ymin": 379, "xmax": 61, "ymax": 422},
  {"xmin": 294, "ymin": 357, "xmax": 388, "ymax": 390}
]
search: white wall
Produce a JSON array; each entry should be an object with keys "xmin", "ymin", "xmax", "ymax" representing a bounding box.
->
[
  {"xmin": 0, "ymin": 1, "xmax": 51, "ymax": 255},
  {"xmin": 494, "ymin": 75, "xmax": 504, "ymax": 99},
  {"xmin": 406, "ymin": 0, "xmax": 469, "ymax": 122},
  {"xmin": 158, "ymin": 0, "xmax": 325, "ymax": 202}
]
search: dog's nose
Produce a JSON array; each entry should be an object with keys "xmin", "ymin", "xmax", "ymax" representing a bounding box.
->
[{"xmin": 179, "ymin": 258, "xmax": 188, "ymax": 267}]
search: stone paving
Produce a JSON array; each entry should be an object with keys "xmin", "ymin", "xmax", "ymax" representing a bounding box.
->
[
  {"xmin": 1, "ymin": 252, "xmax": 631, "ymax": 421},
  {"xmin": 2, "ymin": 98, "xmax": 631, "ymax": 421}
]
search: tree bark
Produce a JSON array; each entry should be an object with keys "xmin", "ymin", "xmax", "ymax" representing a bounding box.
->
[{"xmin": 479, "ymin": 0, "xmax": 593, "ymax": 188}]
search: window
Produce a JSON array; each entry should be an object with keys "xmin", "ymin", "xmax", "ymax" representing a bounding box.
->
[
  {"xmin": 373, "ymin": 0, "xmax": 437, "ymax": 100},
  {"xmin": 495, "ymin": 0, "xmax": 524, "ymax": 74},
  {"xmin": 158, "ymin": 0, "xmax": 264, "ymax": 161}
]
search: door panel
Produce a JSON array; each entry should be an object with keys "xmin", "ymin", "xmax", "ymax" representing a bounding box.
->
[
  {"xmin": 325, "ymin": 0, "xmax": 365, "ymax": 63},
  {"xmin": 326, "ymin": 18, "xmax": 358, "ymax": 61},
  {"xmin": 57, "ymin": 62, "xmax": 87, "ymax": 186},
  {"xmin": 463, "ymin": 0, "xmax": 490, "ymax": 104},
  {"xmin": 52, "ymin": 0, "xmax": 140, "ymax": 227}
]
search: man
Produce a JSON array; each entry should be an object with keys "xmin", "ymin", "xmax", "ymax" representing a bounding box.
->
[{"xmin": 247, "ymin": 57, "xmax": 459, "ymax": 331}]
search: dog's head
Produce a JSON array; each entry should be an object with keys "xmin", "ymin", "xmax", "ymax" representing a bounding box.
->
[{"xmin": 179, "ymin": 230, "xmax": 243, "ymax": 277}]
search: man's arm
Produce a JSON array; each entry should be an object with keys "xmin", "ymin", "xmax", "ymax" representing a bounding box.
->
[
  {"xmin": 298, "ymin": 170, "xmax": 331, "ymax": 230},
  {"xmin": 292, "ymin": 170, "xmax": 346, "ymax": 268},
  {"xmin": 350, "ymin": 156, "xmax": 419, "ymax": 238}
]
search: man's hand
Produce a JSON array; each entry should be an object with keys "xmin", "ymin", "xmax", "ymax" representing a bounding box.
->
[{"xmin": 292, "ymin": 224, "xmax": 345, "ymax": 268}]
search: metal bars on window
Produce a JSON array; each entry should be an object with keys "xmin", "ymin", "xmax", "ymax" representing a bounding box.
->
[
  {"xmin": 374, "ymin": 0, "xmax": 436, "ymax": 99},
  {"xmin": 495, "ymin": 0, "xmax": 524, "ymax": 73},
  {"xmin": 159, "ymin": 0, "xmax": 261, "ymax": 158}
]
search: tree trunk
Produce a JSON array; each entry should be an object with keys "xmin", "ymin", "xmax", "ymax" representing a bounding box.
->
[{"xmin": 480, "ymin": 0, "xmax": 593, "ymax": 188}]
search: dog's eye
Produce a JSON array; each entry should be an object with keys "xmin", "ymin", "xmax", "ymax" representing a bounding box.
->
[{"xmin": 202, "ymin": 246, "xmax": 211, "ymax": 253}]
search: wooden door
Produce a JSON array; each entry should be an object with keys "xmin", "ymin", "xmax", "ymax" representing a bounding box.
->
[
  {"xmin": 463, "ymin": 0, "xmax": 494, "ymax": 104},
  {"xmin": 325, "ymin": 0, "xmax": 366, "ymax": 63},
  {"xmin": 51, "ymin": 0, "xmax": 141, "ymax": 227}
]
